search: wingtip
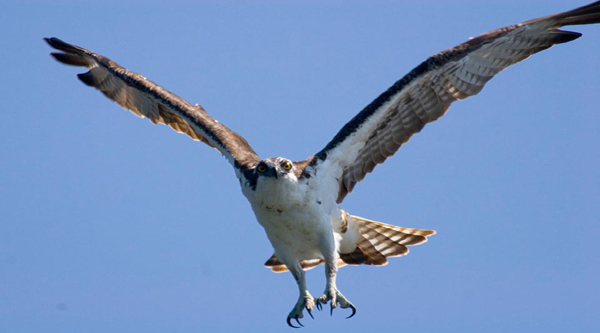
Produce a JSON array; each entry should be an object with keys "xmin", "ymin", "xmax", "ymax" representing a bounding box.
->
[
  {"xmin": 43, "ymin": 37, "xmax": 55, "ymax": 50},
  {"xmin": 552, "ymin": 30, "xmax": 583, "ymax": 45},
  {"xmin": 44, "ymin": 37, "xmax": 77, "ymax": 53},
  {"xmin": 45, "ymin": 38, "xmax": 94, "ymax": 67},
  {"xmin": 44, "ymin": 37, "xmax": 60, "ymax": 47}
]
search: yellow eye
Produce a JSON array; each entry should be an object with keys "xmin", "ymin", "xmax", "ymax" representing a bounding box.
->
[
  {"xmin": 257, "ymin": 165, "xmax": 267, "ymax": 173},
  {"xmin": 282, "ymin": 162, "xmax": 292, "ymax": 170}
]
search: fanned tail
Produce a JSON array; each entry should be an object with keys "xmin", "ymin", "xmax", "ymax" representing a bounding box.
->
[
  {"xmin": 264, "ymin": 212, "xmax": 435, "ymax": 272},
  {"xmin": 339, "ymin": 214, "xmax": 435, "ymax": 266}
]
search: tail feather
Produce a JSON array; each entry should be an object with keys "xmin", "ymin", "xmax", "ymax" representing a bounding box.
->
[
  {"xmin": 339, "ymin": 214, "xmax": 435, "ymax": 266},
  {"xmin": 264, "ymin": 254, "xmax": 325, "ymax": 273},
  {"xmin": 264, "ymin": 212, "xmax": 435, "ymax": 273}
]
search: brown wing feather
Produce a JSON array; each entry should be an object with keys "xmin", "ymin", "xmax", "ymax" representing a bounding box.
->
[
  {"xmin": 337, "ymin": 4, "xmax": 600, "ymax": 201},
  {"xmin": 45, "ymin": 37, "xmax": 260, "ymax": 170},
  {"xmin": 304, "ymin": 2, "xmax": 600, "ymax": 202}
]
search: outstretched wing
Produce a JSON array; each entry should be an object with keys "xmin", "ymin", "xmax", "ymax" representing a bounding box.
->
[
  {"xmin": 306, "ymin": 2, "xmax": 600, "ymax": 203},
  {"xmin": 45, "ymin": 37, "xmax": 260, "ymax": 174}
]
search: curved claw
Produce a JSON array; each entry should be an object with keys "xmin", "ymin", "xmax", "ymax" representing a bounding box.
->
[
  {"xmin": 307, "ymin": 308, "xmax": 314, "ymax": 319},
  {"xmin": 345, "ymin": 304, "xmax": 357, "ymax": 319},
  {"xmin": 286, "ymin": 317, "xmax": 300, "ymax": 328},
  {"xmin": 286, "ymin": 316, "xmax": 304, "ymax": 328},
  {"xmin": 286, "ymin": 316, "xmax": 300, "ymax": 329},
  {"xmin": 316, "ymin": 302, "xmax": 322, "ymax": 311}
]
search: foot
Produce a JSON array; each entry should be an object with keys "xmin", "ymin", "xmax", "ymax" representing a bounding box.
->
[
  {"xmin": 286, "ymin": 292, "xmax": 318, "ymax": 328},
  {"xmin": 318, "ymin": 287, "xmax": 356, "ymax": 318}
]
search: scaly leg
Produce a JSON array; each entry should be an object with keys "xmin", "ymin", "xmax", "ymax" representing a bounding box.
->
[
  {"xmin": 317, "ymin": 232, "xmax": 357, "ymax": 318},
  {"xmin": 285, "ymin": 261, "xmax": 318, "ymax": 328}
]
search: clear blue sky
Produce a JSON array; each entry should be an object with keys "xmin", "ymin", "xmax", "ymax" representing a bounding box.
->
[{"xmin": 1, "ymin": 1, "xmax": 599, "ymax": 332}]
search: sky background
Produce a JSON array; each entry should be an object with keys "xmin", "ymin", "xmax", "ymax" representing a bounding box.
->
[{"xmin": 1, "ymin": 0, "xmax": 599, "ymax": 332}]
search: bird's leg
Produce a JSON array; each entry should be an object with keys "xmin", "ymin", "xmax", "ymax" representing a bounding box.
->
[
  {"xmin": 286, "ymin": 262, "xmax": 318, "ymax": 328},
  {"xmin": 317, "ymin": 234, "xmax": 357, "ymax": 318}
]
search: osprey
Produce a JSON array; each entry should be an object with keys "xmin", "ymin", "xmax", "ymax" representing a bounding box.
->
[{"xmin": 46, "ymin": 1, "xmax": 600, "ymax": 328}]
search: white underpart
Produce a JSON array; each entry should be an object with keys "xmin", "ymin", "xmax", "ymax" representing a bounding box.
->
[
  {"xmin": 241, "ymin": 163, "xmax": 361, "ymax": 318},
  {"xmin": 242, "ymin": 169, "xmax": 341, "ymax": 264}
]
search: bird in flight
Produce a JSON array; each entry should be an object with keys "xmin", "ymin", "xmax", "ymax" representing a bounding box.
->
[{"xmin": 46, "ymin": 1, "xmax": 599, "ymax": 328}]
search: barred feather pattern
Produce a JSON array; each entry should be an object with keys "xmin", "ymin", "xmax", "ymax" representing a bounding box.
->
[
  {"xmin": 264, "ymin": 213, "xmax": 435, "ymax": 272},
  {"xmin": 264, "ymin": 254, "xmax": 325, "ymax": 273},
  {"xmin": 44, "ymin": 37, "xmax": 260, "ymax": 169},
  {"xmin": 339, "ymin": 214, "xmax": 435, "ymax": 266},
  {"xmin": 311, "ymin": 0, "xmax": 600, "ymax": 203}
]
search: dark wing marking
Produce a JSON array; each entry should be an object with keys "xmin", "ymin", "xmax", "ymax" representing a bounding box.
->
[
  {"xmin": 264, "ymin": 254, "xmax": 324, "ymax": 273},
  {"xmin": 306, "ymin": 2, "xmax": 600, "ymax": 203},
  {"xmin": 338, "ymin": 212, "xmax": 435, "ymax": 266},
  {"xmin": 45, "ymin": 37, "xmax": 260, "ymax": 172}
]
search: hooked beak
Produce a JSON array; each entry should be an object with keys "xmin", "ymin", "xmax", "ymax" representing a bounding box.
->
[{"xmin": 268, "ymin": 167, "xmax": 278, "ymax": 179}]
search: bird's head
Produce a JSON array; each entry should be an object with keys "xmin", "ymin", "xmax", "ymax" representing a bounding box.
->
[{"xmin": 254, "ymin": 157, "xmax": 295, "ymax": 180}]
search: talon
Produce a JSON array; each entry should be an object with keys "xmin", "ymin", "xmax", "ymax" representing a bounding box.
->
[
  {"xmin": 286, "ymin": 317, "xmax": 300, "ymax": 328},
  {"xmin": 330, "ymin": 305, "xmax": 334, "ymax": 317},
  {"xmin": 295, "ymin": 316, "xmax": 304, "ymax": 327},
  {"xmin": 316, "ymin": 302, "xmax": 322, "ymax": 311},
  {"xmin": 346, "ymin": 304, "xmax": 357, "ymax": 319},
  {"xmin": 307, "ymin": 308, "xmax": 314, "ymax": 319}
]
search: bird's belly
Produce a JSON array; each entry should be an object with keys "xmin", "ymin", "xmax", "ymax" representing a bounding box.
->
[{"xmin": 253, "ymin": 202, "xmax": 331, "ymax": 260}]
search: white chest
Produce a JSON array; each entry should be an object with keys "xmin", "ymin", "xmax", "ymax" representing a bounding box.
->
[{"xmin": 241, "ymin": 173, "xmax": 336, "ymax": 259}]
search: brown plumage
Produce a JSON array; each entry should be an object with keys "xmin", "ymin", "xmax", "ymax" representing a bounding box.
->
[
  {"xmin": 44, "ymin": 37, "xmax": 260, "ymax": 170},
  {"xmin": 319, "ymin": 1, "xmax": 600, "ymax": 203},
  {"xmin": 339, "ymin": 214, "xmax": 435, "ymax": 266}
]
